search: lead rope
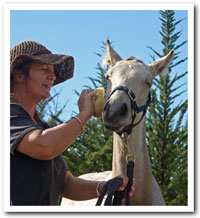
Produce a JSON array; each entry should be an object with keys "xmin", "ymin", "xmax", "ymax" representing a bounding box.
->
[
  {"xmin": 96, "ymin": 133, "xmax": 135, "ymax": 206},
  {"xmin": 121, "ymin": 133, "xmax": 135, "ymax": 205}
]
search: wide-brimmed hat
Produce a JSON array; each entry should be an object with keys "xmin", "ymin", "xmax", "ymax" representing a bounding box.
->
[{"xmin": 10, "ymin": 41, "xmax": 74, "ymax": 86}]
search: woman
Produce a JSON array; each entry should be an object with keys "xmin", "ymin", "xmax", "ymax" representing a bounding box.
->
[{"xmin": 10, "ymin": 41, "xmax": 136, "ymax": 205}]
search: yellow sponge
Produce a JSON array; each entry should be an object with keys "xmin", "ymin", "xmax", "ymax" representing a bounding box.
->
[{"xmin": 92, "ymin": 87, "xmax": 106, "ymax": 117}]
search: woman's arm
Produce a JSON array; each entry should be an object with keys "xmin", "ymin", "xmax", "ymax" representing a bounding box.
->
[
  {"xmin": 62, "ymin": 171, "xmax": 105, "ymax": 201},
  {"xmin": 16, "ymin": 90, "xmax": 96, "ymax": 160},
  {"xmin": 62, "ymin": 171, "xmax": 136, "ymax": 201}
]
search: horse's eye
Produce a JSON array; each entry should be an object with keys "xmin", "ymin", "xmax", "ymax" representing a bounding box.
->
[
  {"xmin": 145, "ymin": 81, "xmax": 152, "ymax": 88},
  {"xmin": 106, "ymin": 75, "xmax": 109, "ymax": 80}
]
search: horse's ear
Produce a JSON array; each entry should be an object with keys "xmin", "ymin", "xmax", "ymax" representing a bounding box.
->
[
  {"xmin": 149, "ymin": 50, "xmax": 174, "ymax": 77},
  {"xmin": 102, "ymin": 39, "xmax": 122, "ymax": 68}
]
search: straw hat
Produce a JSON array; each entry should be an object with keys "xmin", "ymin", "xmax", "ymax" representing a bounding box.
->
[{"xmin": 10, "ymin": 41, "xmax": 74, "ymax": 86}]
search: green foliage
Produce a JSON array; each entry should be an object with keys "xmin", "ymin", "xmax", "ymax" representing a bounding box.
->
[
  {"xmin": 146, "ymin": 10, "xmax": 188, "ymax": 205},
  {"xmin": 62, "ymin": 117, "xmax": 113, "ymax": 177}
]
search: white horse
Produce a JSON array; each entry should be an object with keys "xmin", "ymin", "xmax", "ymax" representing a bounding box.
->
[{"xmin": 61, "ymin": 40, "xmax": 173, "ymax": 206}]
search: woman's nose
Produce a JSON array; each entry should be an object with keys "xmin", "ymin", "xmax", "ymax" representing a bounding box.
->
[{"xmin": 48, "ymin": 71, "xmax": 56, "ymax": 81}]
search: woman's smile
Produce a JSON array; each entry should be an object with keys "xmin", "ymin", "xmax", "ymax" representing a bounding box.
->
[
  {"xmin": 41, "ymin": 83, "xmax": 53, "ymax": 99},
  {"xmin": 43, "ymin": 83, "xmax": 52, "ymax": 90}
]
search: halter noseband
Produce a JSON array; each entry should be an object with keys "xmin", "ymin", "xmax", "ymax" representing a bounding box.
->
[{"xmin": 107, "ymin": 86, "xmax": 153, "ymax": 136}]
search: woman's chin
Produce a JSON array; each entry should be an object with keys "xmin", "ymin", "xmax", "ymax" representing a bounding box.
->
[
  {"xmin": 43, "ymin": 95, "xmax": 50, "ymax": 100},
  {"xmin": 41, "ymin": 92, "xmax": 51, "ymax": 100}
]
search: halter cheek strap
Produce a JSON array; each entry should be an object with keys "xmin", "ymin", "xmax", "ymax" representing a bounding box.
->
[{"xmin": 106, "ymin": 86, "xmax": 153, "ymax": 136}]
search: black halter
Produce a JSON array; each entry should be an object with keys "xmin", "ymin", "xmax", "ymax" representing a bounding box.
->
[{"xmin": 107, "ymin": 86, "xmax": 153, "ymax": 136}]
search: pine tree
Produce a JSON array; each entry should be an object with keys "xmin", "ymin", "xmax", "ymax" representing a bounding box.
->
[
  {"xmin": 62, "ymin": 117, "xmax": 113, "ymax": 176},
  {"xmin": 146, "ymin": 10, "xmax": 188, "ymax": 205}
]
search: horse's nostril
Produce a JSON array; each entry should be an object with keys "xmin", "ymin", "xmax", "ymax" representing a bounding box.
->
[
  {"xmin": 119, "ymin": 103, "xmax": 128, "ymax": 116},
  {"xmin": 103, "ymin": 101, "xmax": 128, "ymax": 122}
]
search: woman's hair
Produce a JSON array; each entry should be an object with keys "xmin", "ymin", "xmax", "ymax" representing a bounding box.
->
[{"xmin": 10, "ymin": 60, "xmax": 33, "ymax": 92}]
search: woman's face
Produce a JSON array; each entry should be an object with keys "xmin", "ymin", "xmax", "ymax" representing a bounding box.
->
[{"xmin": 26, "ymin": 63, "xmax": 56, "ymax": 101}]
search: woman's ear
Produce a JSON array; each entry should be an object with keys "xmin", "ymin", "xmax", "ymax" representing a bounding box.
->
[{"xmin": 12, "ymin": 70, "xmax": 24, "ymax": 83}]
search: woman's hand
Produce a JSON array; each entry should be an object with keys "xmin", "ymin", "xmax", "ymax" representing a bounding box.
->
[
  {"xmin": 117, "ymin": 176, "xmax": 136, "ymax": 197},
  {"xmin": 78, "ymin": 89, "xmax": 96, "ymax": 120},
  {"xmin": 98, "ymin": 176, "xmax": 136, "ymax": 198}
]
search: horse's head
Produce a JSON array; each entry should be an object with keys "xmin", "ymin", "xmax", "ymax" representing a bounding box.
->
[{"xmin": 102, "ymin": 40, "xmax": 174, "ymax": 133}]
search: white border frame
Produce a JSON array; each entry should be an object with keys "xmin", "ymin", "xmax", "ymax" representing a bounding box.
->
[{"xmin": 3, "ymin": 2, "xmax": 194, "ymax": 213}]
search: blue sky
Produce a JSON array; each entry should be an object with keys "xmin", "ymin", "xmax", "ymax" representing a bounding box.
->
[{"xmin": 10, "ymin": 9, "xmax": 188, "ymax": 121}]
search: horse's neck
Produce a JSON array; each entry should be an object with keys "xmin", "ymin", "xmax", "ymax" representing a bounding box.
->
[
  {"xmin": 112, "ymin": 120, "xmax": 153, "ymax": 205},
  {"xmin": 112, "ymin": 120, "xmax": 151, "ymax": 176}
]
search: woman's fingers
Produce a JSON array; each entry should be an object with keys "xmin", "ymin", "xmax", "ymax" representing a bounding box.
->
[
  {"xmin": 129, "ymin": 178, "xmax": 137, "ymax": 197},
  {"xmin": 117, "ymin": 176, "xmax": 136, "ymax": 197}
]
